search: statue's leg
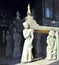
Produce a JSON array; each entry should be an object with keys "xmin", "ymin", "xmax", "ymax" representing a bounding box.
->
[
  {"xmin": 46, "ymin": 46, "xmax": 52, "ymax": 60},
  {"xmin": 28, "ymin": 48, "xmax": 32, "ymax": 62},
  {"xmin": 21, "ymin": 48, "xmax": 28, "ymax": 63},
  {"xmin": 52, "ymin": 47, "xmax": 57, "ymax": 60}
]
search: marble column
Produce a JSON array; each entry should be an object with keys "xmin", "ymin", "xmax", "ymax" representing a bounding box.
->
[{"xmin": 56, "ymin": 31, "xmax": 59, "ymax": 60}]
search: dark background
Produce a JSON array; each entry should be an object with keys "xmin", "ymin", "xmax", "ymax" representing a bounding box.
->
[{"xmin": 0, "ymin": 0, "xmax": 36, "ymax": 18}]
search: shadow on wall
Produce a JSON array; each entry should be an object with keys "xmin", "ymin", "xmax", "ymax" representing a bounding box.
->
[
  {"xmin": 40, "ymin": 34, "xmax": 48, "ymax": 58},
  {"xmin": 32, "ymin": 32, "xmax": 48, "ymax": 59}
]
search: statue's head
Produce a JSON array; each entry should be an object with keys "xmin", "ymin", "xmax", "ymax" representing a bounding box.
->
[
  {"xmin": 49, "ymin": 30, "xmax": 55, "ymax": 36},
  {"xmin": 23, "ymin": 22, "xmax": 29, "ymax": 29}
]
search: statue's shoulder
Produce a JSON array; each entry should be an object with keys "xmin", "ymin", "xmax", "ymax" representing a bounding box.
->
[
  {"xmin": 23, "ymin": 29, "xmax": 34, "ymax": 33},
  {"xmin": 23, "ymin": 29, "xmax": 29, "ymax": 34},
  {"xmin": 29, "ymin": 29, "xmax": 34, "ymax": 32}
]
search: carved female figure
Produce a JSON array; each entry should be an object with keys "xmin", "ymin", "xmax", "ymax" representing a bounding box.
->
[
  {"xmin": 21, "ymin": 22, "xmax": 34, "ymax": 63},
  {"xmin": 46, "ymin": 30, "xmax": 56, "ymax": 60}
]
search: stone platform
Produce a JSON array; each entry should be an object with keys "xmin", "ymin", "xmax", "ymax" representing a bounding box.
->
[
  {"xmin": 16, "ymin": 59, "xmax": 58, "ymax": 65},
  {"xmin": 0, "ymin": 58, "xmax": 59, "ymax": 65}
]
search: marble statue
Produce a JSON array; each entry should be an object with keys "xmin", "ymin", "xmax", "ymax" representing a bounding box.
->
[
  {"xmin": 13, "ymin": 28, "xmax": 21, "ymax": 58},
  {"xmin": 21, "ymin": 22, "xmax": 34, "ymax": 63},
  {"xmin": 55, "ymin": 31, "xmax": 59, "ymax": 60},
  {"xmin": 6, "ymin": 31, "xmax": 12, "ymax": 56},
  {"xmin": 46, "ymin": 30, "xmax": 57, "ymax": 60}
]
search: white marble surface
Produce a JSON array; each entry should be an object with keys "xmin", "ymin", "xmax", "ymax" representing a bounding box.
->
[{"xmin": 16, "ymin": 59, "xmax": 57, "ymax": 65}]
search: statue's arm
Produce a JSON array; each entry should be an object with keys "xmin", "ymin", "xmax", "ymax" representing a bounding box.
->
[
  {"xmin": 54, "ymin": 38, "xmax": 57, "ymax": 50},
  {"xmin": 46, "ymin": 36, "xmax": 51, "ymax": 45},
  {"xmin": 23, "ymin": 30, "xmax": 30, "ymax": 38},
  {"xmin": 30, "ymin": 30, "xmax": 34, "ymax": 43}
]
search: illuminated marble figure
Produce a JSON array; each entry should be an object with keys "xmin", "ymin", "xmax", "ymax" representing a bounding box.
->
[
  {"xmin": 46, "ymin": 30, "xmax": 57, "ymax": 60},
  {"xmin": 21, "ymin": 22, "xmax": 34, "ymax": 63}
]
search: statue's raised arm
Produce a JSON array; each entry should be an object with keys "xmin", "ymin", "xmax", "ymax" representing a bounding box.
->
[{"xmin": 21, "ymin": 21, "xmax": 34, "ymax": 63}]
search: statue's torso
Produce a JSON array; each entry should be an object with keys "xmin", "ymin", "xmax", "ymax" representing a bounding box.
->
[{"xmin": 23, "ymin": 29, "xmax": 33, "ymax": 48}]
